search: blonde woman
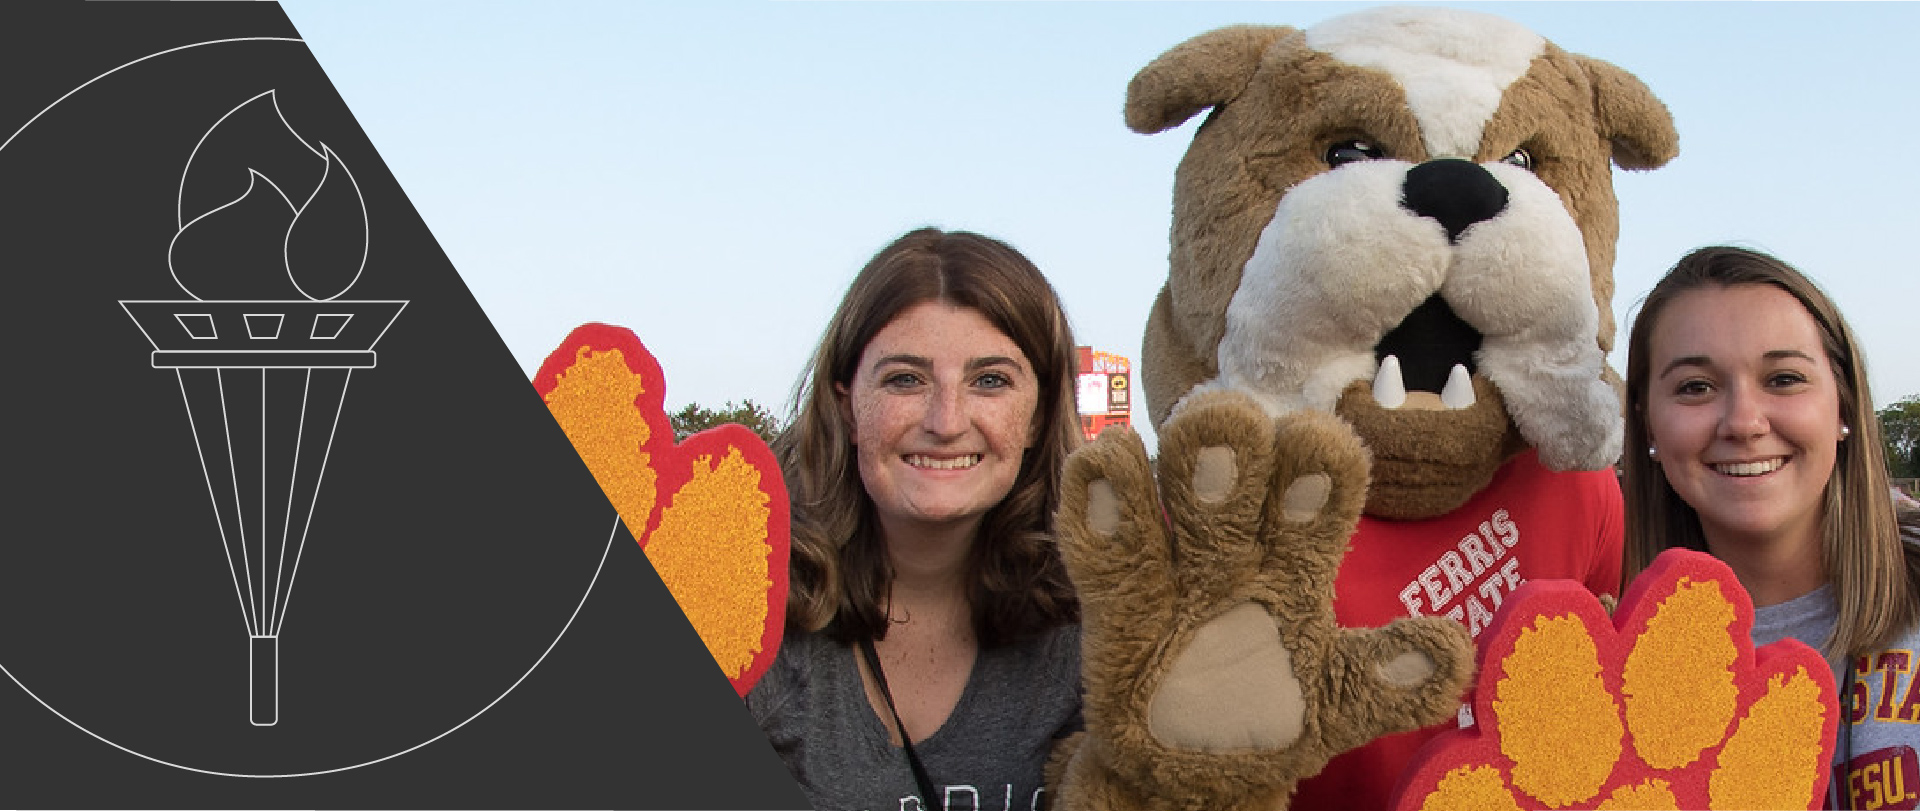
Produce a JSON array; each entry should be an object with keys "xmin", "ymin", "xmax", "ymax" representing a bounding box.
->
[{"xmin": 1622, "ymin": 245, "xmax": 1920, "ymax": 808}]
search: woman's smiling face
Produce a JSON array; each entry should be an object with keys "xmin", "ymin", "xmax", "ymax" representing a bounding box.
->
[
  {"xmin": 838, "ymin": 301, "xmax": 1038, "ymax": 540},
  {"xmin": 1644, "ymin": 283, "xmax": 1847, "ymax": 552}
]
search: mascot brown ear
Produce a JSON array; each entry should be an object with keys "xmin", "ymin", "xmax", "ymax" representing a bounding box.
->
[
  {"xmin": 1579, "ymin": 55, "xmax": 1679, "ymax": 170},
  {"xmin": 1125, "ymin": 25, "xmax": 1290, "ymax": 134}
]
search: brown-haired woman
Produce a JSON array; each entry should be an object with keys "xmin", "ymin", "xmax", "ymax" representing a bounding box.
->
[
  {"xmin": 748, "ymin": 227, "xmax": 1082, "ymax": 811},
  {"xmin": 1622, "ymin": 245, "xmax": 1920, "ymax": 807}
]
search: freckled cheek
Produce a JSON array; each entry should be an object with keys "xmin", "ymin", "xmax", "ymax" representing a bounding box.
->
[
  {"xmin": 849, "ymin": 397, "xmax": 921, "ymax": 447},
  {"xmin": 976, "ymin": 395, "xmax": 1041, "ymax": 452}
]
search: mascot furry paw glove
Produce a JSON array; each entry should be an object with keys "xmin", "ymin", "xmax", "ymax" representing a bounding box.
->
[
  {"xmin": 1049, "ymin": 392, "xmax": 1474, "ymax": 811},
  {"xmin": 1057, "ymin": 6, "xmax": 1679, "ymax": 810}
]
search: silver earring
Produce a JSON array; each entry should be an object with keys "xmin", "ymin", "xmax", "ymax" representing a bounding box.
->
[
  {"xmin": 1647, "ymin": 446, "xmax": 1659, "ymax": 460},
  {"xmin": 1841, "ymin": 425, "xmax": 1852, "ymax": 440}
]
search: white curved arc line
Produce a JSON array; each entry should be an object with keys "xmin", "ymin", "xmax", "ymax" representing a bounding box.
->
[
  {"xmin": 174, "ymin": 370, "xmax": 254, "ymax": 636},
  {"xmin": 2, "ymin": 38, "xmax": 307, "ymax": 162},
  {"xmin": 0, "ymin": 515, "xmax": 621, "ymax": 778},
  {"xmin": 176, "ymin": 87, "xmax": 323, "ymax": 230}
]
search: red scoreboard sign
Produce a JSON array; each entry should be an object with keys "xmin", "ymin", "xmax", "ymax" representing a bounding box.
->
[{"xmin": 1075, "ymin": 346, "xmax": 1131, "ymax": 441}]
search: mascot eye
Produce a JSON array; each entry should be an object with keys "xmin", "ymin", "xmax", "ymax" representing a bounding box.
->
[
  {"xmin": 1325, "ymin": 139, "xmax": 1386, "ymax": 167},
  {"xmin": 1499, "ymin": 148, "xmax": 1534, "ymax": 171}
]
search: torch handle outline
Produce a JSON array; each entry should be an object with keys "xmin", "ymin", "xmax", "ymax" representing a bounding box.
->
[
  {"xmin": 166, "ymin": 362, "xmax": 361, "ymax": 726},
  {"xmin": 250, "ymin": 635, "xmax": 277, "ymax": 727}
]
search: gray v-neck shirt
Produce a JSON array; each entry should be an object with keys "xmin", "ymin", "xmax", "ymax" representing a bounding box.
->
[{"xmin": 747, "ymin": 624, "xmax": 1082, "ymax": 811}]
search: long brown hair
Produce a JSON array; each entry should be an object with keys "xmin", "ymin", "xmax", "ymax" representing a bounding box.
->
[
  {"xmin": 775, "ymin": 227, "xmax": 1081, "ymax": 647},
  {"xmin": 1622, "ymin": 245, "xmax": 1917, "ymax": 657}
]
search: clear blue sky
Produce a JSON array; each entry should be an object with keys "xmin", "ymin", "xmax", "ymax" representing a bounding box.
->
[{"xmin": 280, "ymin": 1, "xmax": 1920, "ymax": 450}]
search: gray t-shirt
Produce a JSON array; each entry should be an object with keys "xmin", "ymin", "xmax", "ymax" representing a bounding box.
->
[
  {"xmin": 1750, "ymin": 582, "xmax": 1839, "ymax": 655},
  {"xmin": 1752, "ymin": 543, "xmax": 1920, "ymax": 808},
  {"xmin": 747, "ymin": 623, "xmax": 1082, "ymax": 811}
]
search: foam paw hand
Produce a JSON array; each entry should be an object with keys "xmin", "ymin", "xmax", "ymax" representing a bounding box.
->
[
  {"xmin": 1392, "ymin": 548, "xmax": 1838, "ymax": 811},
  {"xmin": 1052, "ymin": 391, "xmax": 1475, "ymax": 811},
  {"xmin": 533, "ymin": 323, "xmax": 790, "ymax": 697}
]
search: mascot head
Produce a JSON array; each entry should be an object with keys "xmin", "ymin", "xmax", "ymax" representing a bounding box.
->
[{"xmin": 1132, "ymin": 6, "xmax": 1677, "ymax": 519}]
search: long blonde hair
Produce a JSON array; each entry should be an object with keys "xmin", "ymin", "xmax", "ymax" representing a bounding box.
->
[
  {"xmin": 1622, "ymin": 246, "xmax": 1918, "ymax": 658},
  {"xmin": 774, "ymin": 228, "xmax": 1081, "ymax": 647}
]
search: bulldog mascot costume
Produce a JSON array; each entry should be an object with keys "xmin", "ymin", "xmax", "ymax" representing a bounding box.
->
[{"xmin": 1048, "ymin": 7, "xmax": 1678, "ymax": 810}]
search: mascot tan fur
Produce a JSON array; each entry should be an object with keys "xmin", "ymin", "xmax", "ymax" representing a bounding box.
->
[{"xmin": 1049, "ymin": 7, "xmax": 1677, "ymax": 810}]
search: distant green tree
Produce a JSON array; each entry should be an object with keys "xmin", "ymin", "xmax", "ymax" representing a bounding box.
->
[
  {"xmin": 670, "ymin": 399, "xmax": 784, "ymax": 445},
  {"xmin": 1880, "ymin": 394, "xmax": 1920, "ymax": 479}
]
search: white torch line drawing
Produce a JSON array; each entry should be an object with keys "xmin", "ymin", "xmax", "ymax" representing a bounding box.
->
[{"xmin": 123, "ymin": 89, "xmax": 404, "ymax": 726}]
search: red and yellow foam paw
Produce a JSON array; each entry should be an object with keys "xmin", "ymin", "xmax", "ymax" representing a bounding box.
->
[
  {"xmin": 1392, "ymin": 548, "xmax": 1837, "ymax": 810},
  {"xmin": 533, "ymin": 323, "xmax": 790, "ymax": 697}
]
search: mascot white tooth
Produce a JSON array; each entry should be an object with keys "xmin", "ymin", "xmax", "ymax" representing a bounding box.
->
[{"xmin": 1048, "ymin": 7, "xmax": 1677, "ymax": 810}]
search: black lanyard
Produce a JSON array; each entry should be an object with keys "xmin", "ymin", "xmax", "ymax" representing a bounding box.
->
[
  {"xmin": 860, "ymin": 636, "xmax": 942, "ymax": 809},
  {"xmin": 1839, "ymin": 665, "xmax": 1857, "ymax": 810}
]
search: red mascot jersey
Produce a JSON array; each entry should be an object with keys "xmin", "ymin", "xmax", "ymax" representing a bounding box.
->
[{"xmin": 1290, "ymin": 448, "xmax": 1623, "ymax": 811}]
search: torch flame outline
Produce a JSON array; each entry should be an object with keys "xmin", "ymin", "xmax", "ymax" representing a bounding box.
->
[
  {"xmin": 176, "ymin": 88, "xmax": 317, "ymax": 230},
  {"xmin": 286, "ymin": 142, "xmax": 368, "ymax": 301},
  {"xmin": 170, "ymin": 89, "xmax": 369, "ymax": 302},
  {"xmin": 167, "ymin": 169, "xmax": 291, "ymax": 301}
]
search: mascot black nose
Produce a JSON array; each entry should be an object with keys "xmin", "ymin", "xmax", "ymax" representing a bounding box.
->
[{"xmin": 1401, "ymin": 159, "xmax": 1509, "ymax": 244}]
